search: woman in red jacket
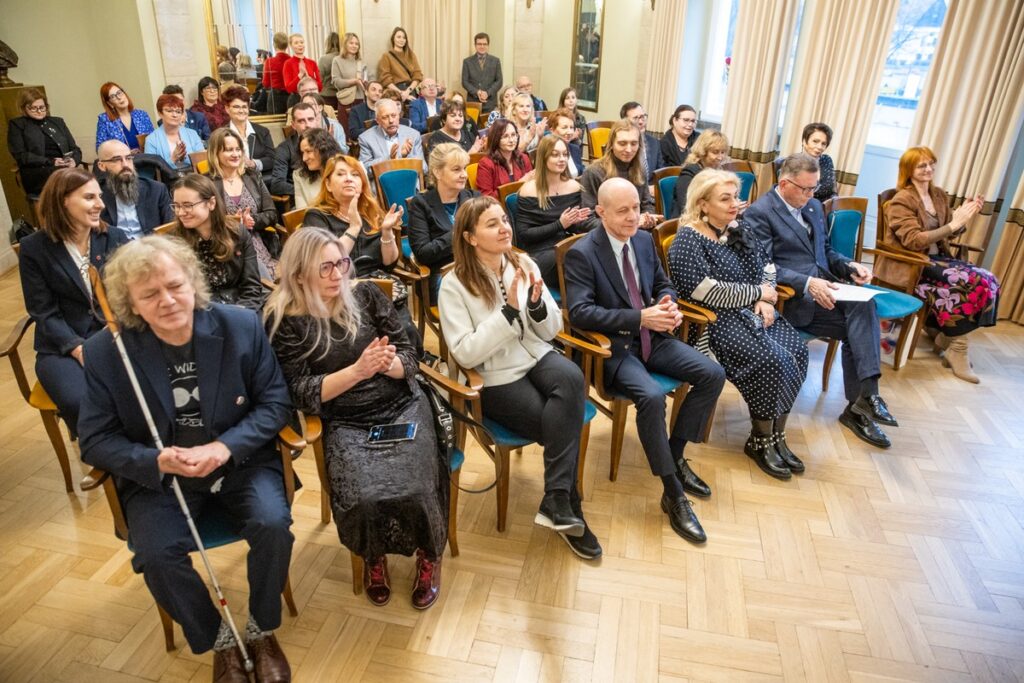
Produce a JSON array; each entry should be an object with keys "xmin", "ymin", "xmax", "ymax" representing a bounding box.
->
[
  {"xmin": 283, "ymin": 33, "xmax": 322, "ymax": 107},
  {"xmin": 476, "ymin": 119, "xmax": 533, "ymax": 199}
]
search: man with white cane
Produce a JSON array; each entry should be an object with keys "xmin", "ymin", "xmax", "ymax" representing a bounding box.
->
[{"xmin": 79, "ymin": 236, "xmax": 294, "ymax": 682}]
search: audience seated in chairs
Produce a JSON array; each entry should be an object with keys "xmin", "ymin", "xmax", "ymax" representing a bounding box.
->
[
  {"xmin": 563, "ymin": 177, "xmax": 726, "ymax": 544},
  {"xmin": 660, "ymin": 105, "xmax": 699, "ymax": 169},
  {"xmin": 208, "ymin": 128, "xmax": 281, "ymax": 275},
  {"xmin": 331, "ymin": 32, "xmax": 368, "ymax": 134},
  {"xmin": 377, "ymin": 26, "xmax": 423, "ymax": 101},
  {"xmin": 424, "ymin": 101, "xmax": 484, "ymax": 156},
  {"xmin": 668, "ymin": 169, "xmax": 809, "ymax": 480},
  {"xmin": 265, "ymin": 227, "xmax": 447, "ymax": 609},
  {"xmin": 97, "ymin": 140, "xmax": 174, "ymax": 239},
  {"xmin": 161, "ymin": 85, "xmax": 211, "ymax": 141},
  {"xmin": 270, "ymin": 102, "xmax": 319, "ymax": 197},
  {"xmin": 191, "ymin": 76, "xmax": 229, "ymax": 131},
  {"xmin": 294, "ymin": 128, "xmax": 343, "ymax": 209},
  {"xmin": 579, "ymin": 120, "xmax": 659, "ymax": 230},
  {"xmin": 800, "ymin": 123, "xmax": 839, "ymax": 204},
  {"xmin": 620, "ymin": 101, "xmax": 660, "ymax": 183},
  {"xmin": 7, "ymin": 87, "xmax": 83, "ymax": 197},
  {"xmin": 302, "ymin": 154, "xmax": 421, "ymax": 353},
  {"xmin": 285, "ymin": 78, "xmax": 340, "ymax": 124},
  {"xmin": 408, "ymin": 143, "xmax": 480, "ymax": 302},
  {"xmin": 301, "ymin": 92, "xmax": 349, "ymax": 153},
  {"xmin": 168, "ymin": 174, "xmax": 266, "ymax": 311},
  {"xmin": 146, "ymin": 94, "xmax": 205, "ymax": 172},
  {"xmin": 476, "ymin": 119, "xmax": 533, "ymax": 199},
  {"xmin": 745, "ymin": 153, "xmax": 898, "ymax": 449},
  {"xmin": 19, "ymin": 167, "xmax": 129, "ymax": 438},
  {"xmin": 558, "ymin": 88, "xmax": 589, "ymax": 147},
  {"xmin": 409, "ymin": 77, "xmax": 442, "ymax": 133},
  {"xmin": 358, "ymin": 98, "xmax": 424, "ymax": 180},
  {"xmin": 439, "ymin": 196, "xmax": 600, "ymax": 559},
  {"xmin": 511, "ymin": 93, "xmax": 546, "ymax": 155},
  {"xmin": 78, "ymin": 235, "xmax": 294, "ymax": 681},
  {"xmin": 546, "ymin": 108, "xmax": 585, "ymax": 178},
  {"xmin": 222, "ymin": 85, "xmax": 275, "ymax": 184},
  {"xmin": 668, "ymin": 129, "xmax": 731, "ymax": 219},
  {"xmin": 347, "ymin": 80, "xmax": 382, "ymax": 142},
  {"xmin": 485, "ymin": 85, "xmax": 519, "ymax": 128},
  {"xmin": 880, "ymin": 146, "xmax": 1000, "ymax": 383},
  {"xmin": 432, "ymin": 88, "xmax": 480, "ymax": 138},
  {"xmin": 515, "ymin": 135, "xmax": 591, "ymax": 287},
  {"xmin": 283, "ymin": 34, "xmax": 322, "ymax": 108},
  {"xmin": 96, "ymin": 81, "xmax": 154, "ymax": 152}
]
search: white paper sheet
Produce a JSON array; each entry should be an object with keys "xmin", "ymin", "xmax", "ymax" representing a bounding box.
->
[{"xmin": 829, "ymin": 283, "xmax": 883, "ymax": 302}]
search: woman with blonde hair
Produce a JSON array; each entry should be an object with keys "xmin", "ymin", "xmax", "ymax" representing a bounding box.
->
[
  {"xmin": 330, "ymin": 32, "xmax": 367, "ymax": 132},
  {"xmin": 485, "ymin": 85, "xmax": 519, "ymax": 127},
  {"xmin": 668, "ymin": 129, "xmax": 731, "ymax": 218},
  {"xmin": 668, "ymin": 169, "xmax": 807, "ymax": 480},
  {"xmin": 265, "ymin": 227, "xmax": 447, "ymax": 609},
  {"xmin": 578, "ymin": 119, "xmax": 659, "ymax": 230},
  {"xmin": 511, "ymin": 92, "xmax": 546, "ymax": 154}
]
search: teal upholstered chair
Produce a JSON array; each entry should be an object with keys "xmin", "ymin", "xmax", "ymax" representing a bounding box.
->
[{"xmin": 654, "ymin": 166, "xmax": 682, "ymax": 217}]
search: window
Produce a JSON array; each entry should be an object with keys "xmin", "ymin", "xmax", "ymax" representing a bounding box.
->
[
  {"xmin": 866, "ymin": 0, "xmax": 949, "ymax": 149},
  {"xmin": 699, "ymin": 0, "xmax": 738, "ymax": 122}
]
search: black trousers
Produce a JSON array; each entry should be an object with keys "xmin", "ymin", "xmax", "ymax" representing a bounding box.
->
[
  {"xmin": 480, "ymin": 352, "xmax": 585, "ymax": 496},
  {"xmin": 36, "ymin": 353, "xmax": 85, "ymax": 438},
  {"xmin": 608, "ymin": 336, "xmax": 726, "ymax": 477},
  {"xmin": 797, "ymin": 300, "xmax": 881, "ymax": 402}
]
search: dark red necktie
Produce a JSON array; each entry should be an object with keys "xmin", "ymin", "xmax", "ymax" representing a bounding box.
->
[{"xmin": 621, "ymin": 243, "xmax": 651, "ymax": 361}]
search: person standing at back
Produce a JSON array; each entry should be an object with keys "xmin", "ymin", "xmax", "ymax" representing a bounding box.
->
[{"xmin": 462, "ymin": 33, "xmax": 502, "ymax": 114}]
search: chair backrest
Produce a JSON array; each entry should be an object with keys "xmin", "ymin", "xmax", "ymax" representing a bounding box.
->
[
  {"xmin": 189, "ymin": 150, "xmax": 210, "ymax": 175},
  {"xmin": 465, "ymin": 104, "xmax": 481, "ymax": 125},
  {"xmin": 653, "ymin": 166, "xmax": 682, "ymax": 217},
  {"xmin": 733, "ymin": 171, "xmax": 757, "ymax": 203},
  {"xmin": 589, "ymin": 126, "xmax": 612, "ymax": 160},
  {"xmin": 466, "ymin": 162, "xmax": 479, "ymax": 190},
  {"xmin": 468, "ymin": 152, "xmax": 485, "ymax": 165},
  {"xmin": 426, "ymin": 115, "xmax": 439, "ymax": 131},
  {"xmin": 498, "ymin": 180, "xmax": 524, "ymax": 228},
  {"xmin": 827, "ymin": 209, "xmax": 864, "ymax": 262},
  {"xmin": 283, "ymin": 125, "xmax": 295, "ymax": 138},
  {"xmin": 421, "ymin": 131, "xmax": 433, "ymax": 150},
  {"xmin": 876, "ymin": 187, "xmax": 897, "ymax": 245},
  {"xmin": 653, "ymin": 219, "xmax": 681, "ymax": 275},
  {"xmin": 153, "ymin": 221, "xmax": 176, "ymax": 235},
  {"xmin": 374, "ymin": 160, "xmax": 424, "ymax": 226},
  {"xmin": 554, "ymin": 233, "xmax": 588, "ymax": 321},
  {"xmin": 282, "ymin": 207, "xmax": 308, "ymax": 233},
  {"xmin": 723, "ymin": 160, "xmax": 754, "ymax": 174},
  {"xmin": 136, "ymin": 133, "xmax": 148, "ymax": 151}
]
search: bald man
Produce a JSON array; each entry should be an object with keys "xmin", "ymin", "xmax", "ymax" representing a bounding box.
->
[
  {"xmin": 564, "ymin": 178, "xmax": 725, "ymax": 544},
  {"xmin": 97, "ymin": 140, "xmax": 173, "ymax": 239},
  {"xmin": 357, "ymin": 97, "xmax": 424, "ymax": 179}
]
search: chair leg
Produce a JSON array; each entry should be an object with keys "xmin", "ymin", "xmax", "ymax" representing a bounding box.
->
[
  {"xmin": 448, "ymin": 469, "xmax": 460, "ymax": 557},
  {"xmin": 282, "ymin": 575, "xmax": 298, "ymax": 617},
  {"xmin": 822, "ymin": 339, "xmax": 839, "ymax": 392},
  {"xmin": 609, "ymin": 400, "xmax": 629, "ymax": 482},
  {"xmin": 495, "ymin": 446, "xmax": 511, "ymax": 532},
  {"xmin": 157, "ymin": 603, "xmax": 175, "ymax": 651},
  {"xmin": 313, "ymin": 440, "xmax": 331, "ymax": 525},
  {"xmin": 350, "ymin": 553, "xmax": 364, "ymax": 595},
  {"xmin": 577, "ymin": 422, "xmax": 591, "ymax": 499},
  {"xmin": 891, "ymin": 315, "xmax": 915, "ymax": 370},
  {"xmin": 40, "ymin": 409, "xmax": 74, "ymax": 493},
  {"xmin": 907, "ymin": 308, "xmax": 928, "ymax": 361}
]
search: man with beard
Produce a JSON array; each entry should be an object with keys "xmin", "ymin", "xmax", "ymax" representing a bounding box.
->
[{"xmin": 97, "ymin": 140, "xmax": 174, "ymax": 239}]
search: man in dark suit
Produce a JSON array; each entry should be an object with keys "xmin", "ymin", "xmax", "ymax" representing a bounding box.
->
[
  {"xmin": 347, "ymin": 81, "xmax": 383, "ymax": 141},
  {"xmin": 462, "ymin": 33, "xmax": 503, "ymax": 114},
  {"xmin": 564, "ymin": 178, "xmax": 725, "ymax": 544},
  {"xmin": 621, "ymin": 101, "xmax": 661, "ymax": 183},
  {"xmin": 97, "ymin": 140, "xmax": 173, "ymax": 238},
  {"xmin": 79, "ymin": 236, "xmax": 294, "ymax": 682},
  {"xmin": 745, "ymin": 153, "xmax": 898, "ymax": 448}
]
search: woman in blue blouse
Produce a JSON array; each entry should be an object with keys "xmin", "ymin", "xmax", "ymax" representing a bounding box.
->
[
  {"xmin": 144, "ymin": 94, "xmax": 206, "ymax": 171},
  {"xmin": 95, "ymin": 81, "xmax": 154, "ymax": 152}
]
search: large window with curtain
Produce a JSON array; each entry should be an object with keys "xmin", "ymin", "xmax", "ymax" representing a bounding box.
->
[{"xmin": 698, "ymin": 0, "xmax": 738, "ymax": 122}]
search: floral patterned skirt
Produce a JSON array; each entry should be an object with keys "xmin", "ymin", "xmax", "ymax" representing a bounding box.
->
[{"xmin": 916, "ymin": 256, "xmax": 999, "ymax": 336}]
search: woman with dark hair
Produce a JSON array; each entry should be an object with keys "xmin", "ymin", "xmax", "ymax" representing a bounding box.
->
[
  {"xmin": 558, "ymin": 87, "xmax": 587, "ymax": 144},
  {"xmin": 223, "ymin": 85, "xmax": 275, "ymax": 181},
  {"xmin": 300, "ymin": 92, "xmax": 349, "ymax": 151},
  {"xmin": 330, "ymin": 32, "xmax": 367, "ymax": 134},
  {"xmin": 295, "ymin": 127, "xmax": 342, "ymax": 209},
  {"xmin": 800, "ymin": 123, "xmax": 838, "ymax": 203},
  {"xmin": 168, "ymin": 173, "xmax": 265, "ymax": 310},
  {"xmin": 578, "ymin": 120, "xmax": 658, "ymax": 229},
  {"xmin": 439, "ymin": 196, "xmax": 600, "ymax": 560},
  {"xmin": 424, "ymin": 101, "xmax": 483, "ymax": 155},
  {"xmin": 19, "ymin": 167, "xmax": 129, "ymax": 435},
  {"xmin": 95, "ymin": 81, "xmax": 155, "ymax": 151},
  {"xmin": 145, "ymin": 94, "xmax": 205, "ymax": 171},
  {"xmin": 476, "ymin": 120, "xmax": 533, "ymax": 199},
  {"xmin": 660, "ymin": 105, "xmax": 699, "ymax": 168},
  {"xmin": 7, "ymin": 88, "xmax": 82, "ymax": 196},
  {"xmin": 265, "ymin": 227, "xmax": 447, "ymax": 609},
  {"xmin": 318, "ymin": 32, "xmax": 342, "ymax": 108},
  {"xmin": 377, "ymin": 27, "xmax": 422, "ymax": 101},
  {"xmin": 191, "ymin": 76, "xmax": 229, "ymax": 130}
]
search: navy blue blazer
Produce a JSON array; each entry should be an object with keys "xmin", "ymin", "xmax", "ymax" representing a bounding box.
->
[
  {"xmin": 568, "ymin": 140, "xmax": 584, "ymax": 174},
  {"xmin": 100, "ymin": 176, "xmax": 174, "ymax": 234},
  {"xmin": 79, "ymin": 304, "xmax": 293, "ymax": 501},
  {"xmin": 19, "ymin": 227, "xmax": 129, "ymax": 356},
  {"xmin": 408, "ymin": 97, "xmax": 440, "ymax": 133},
  {"xmin": 564, "ymin": 226, "xmax": 676, "ymax": 376},
  {"xmin": 744, "ymin": 188, "xmax": 854, "ymax": 327},
  {"xmin": 642, "ymin": 132, "xmax": 661, "ymax": 182}
]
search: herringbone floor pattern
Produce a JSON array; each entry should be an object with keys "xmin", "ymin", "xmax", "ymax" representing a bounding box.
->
[{"xmin": 2, "ymin": 265, "xmax": 1024, "ymax": 682}]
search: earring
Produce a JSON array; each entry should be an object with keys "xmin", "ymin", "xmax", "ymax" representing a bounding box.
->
[{"xmin": 699, "ymin": 211, "xmax": 708, "ymax": 223}]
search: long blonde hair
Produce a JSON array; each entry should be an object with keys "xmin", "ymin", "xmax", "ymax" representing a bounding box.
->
[
  {"xmin": 264, "ymin": 227, "xmax": 361, "ymax": 358},
  {"xmin": 452, "ymin": 196, "xmax": 521, "ymax": 308},
  {"xmin": 685, "ymin": 129, "xmax": 730, "ymax": 167},
  {"xmin": 534, "ymin": 135, "xmax": 570, "ymax": 210},
  {"xmin": 681, "ymin": 169, "xmax": 741, "ymax": 228}
]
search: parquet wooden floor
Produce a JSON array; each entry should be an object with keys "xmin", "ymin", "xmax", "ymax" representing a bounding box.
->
[{"xmin": 2, "ymin": 264, "xmax": 1024, "ymax": 682}]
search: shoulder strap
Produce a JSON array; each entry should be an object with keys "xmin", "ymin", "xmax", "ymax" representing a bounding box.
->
[{"xmin": 388, "ymin": 50, "xmax": 415, "ymax": 80}]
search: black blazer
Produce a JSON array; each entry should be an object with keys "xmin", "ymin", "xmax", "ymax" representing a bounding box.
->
[
  {"xmin": 213, "ymin": 173, "xmax": 280, "ymax": 234},
  {"xmin": 348, "ymin": 101, "xmax": 375, "ymax": 141},
  {"xmin": 100, "ymin": 176, "xmax": 174, "ymax": 234},
  {"xmin": 270, "ymin": 137, "xmax": 299, "ymax": 196},
  {"xmin": 7, "ymin": 115, "xmax": 83, "ymax": 195},
  {"xmin": 642, "ymin": 132, "xmax": 661, "ymax": 182},
  {"xmin": 19, "ymin": 227, "xmax": 129, "ymax": 357},
  {"xmin": 658, "ymin": 130, "xmax": 698, "ymax": 169},
  {"xmin": 79, "ymin": 304, "xmax": 292, "ymax": 500},
  {"xmin": 564, "ymin": 226, "xmax": 676, "ymax": 376},
  {"xmin": 668, "ymin": 163, "xmax": 703, "ymax": 219},
  {"xmin": 406, "ymin": 187, "xmax": 478, "ymax": 275}
]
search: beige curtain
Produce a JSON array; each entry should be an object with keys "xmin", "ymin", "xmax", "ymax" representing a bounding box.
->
[
  {"xmin": 642, "ymin": 0, "xmax": 689, "ymax": 135},
  {"xmin": 270, "ymin": 0, "xmax": 291, "ymax": 35},
  {"xmin": 908, "ymin": 0, "xmax": 1024, "ymax": 250},
  {"xmin": 721, "ymin": 0, "xmax": 800, "ymax": 165},
  {"xmin": 401, "ymin": 0, "xmax": 479, "ymax": 92},
  {"xmin": 251, "ymin": 0, "xmax": 270, "ymax": 51},
  {"xmin": 297, "ymin": 0, "xmax": 338, "ymax": 61},
  {"xmin": 218, "ymin": 0, "xmax": 243, "ymax": 52},
  {"xmin": 991, "ymin": 175, "xmax": 1024, "ymax": 324},
  {"xmin": 779, "ymin": 0, "xmax": 898, "ymax": 194}
]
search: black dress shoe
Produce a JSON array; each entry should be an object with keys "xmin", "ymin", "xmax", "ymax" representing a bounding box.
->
[
  {"xmin": 839, "ymin": 407, "xmax": 891, "ymax": 448},
  {"xmin": 853, "ymin": 395, "xmax": 898, "ymax": 427},
  {"xmin": 744, "ymin": 435, "xmax": 791, "ymax": 480},
  {"xmin": 559, "ymin": 522, "xmax": 603, "ymax": 559},
  {"xmin": 535, "ymin": 491, "xmax": 585, "ymax": 537},
  {"xmin": 675, "ymin": 457, "xmax": 712, "ymax": 498},
  {"xmin": 660, "ymin": 495, "xmax": 707, "ymax": 544},
  {"xmin": 772, "ymin": 432, "xmax": 805, "ymax": 474}
]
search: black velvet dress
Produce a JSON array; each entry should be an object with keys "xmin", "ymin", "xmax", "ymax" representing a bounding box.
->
[
  {"xmin": 270, "ymin": 282, "xmax": 448, "ymax": 559},
  {"xmin": 514, "ymin": 191, "xmax": 588, "ymax": 287}
]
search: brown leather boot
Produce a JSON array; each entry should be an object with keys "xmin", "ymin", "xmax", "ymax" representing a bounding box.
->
[
  {"xmin": 249, "ymin": 633, "xmax": 291, "ymax": 682},
  {"xmin": 212, "ymin": 646, "xmax": 251, "ymax": 683},
  {"xmin": 942, "ymin": 337, "xmax": 979, "ymax": 383}
]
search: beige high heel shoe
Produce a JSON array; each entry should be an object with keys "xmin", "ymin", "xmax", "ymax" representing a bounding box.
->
[{"xmin": 934, "ymin": 332, "xmax": 951, "ymax": 354}]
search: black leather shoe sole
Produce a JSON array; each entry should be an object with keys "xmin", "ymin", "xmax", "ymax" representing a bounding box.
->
[
  {"xmin": 534, "ymin": 511, "xmax": 585, "ymax": 537},
  {"xmin": 743, "ymin": 445, "xmax": 792, "ymax": 480},
  {"xmin": 559, "ymin": 526, "xmax": 603, "ymax": 560},
  {"xmin": 839, "ymin": 410, "xmax": 891, "ymax": 449},
  {"xmin": 660, "ymin": 497, "xmax": 707, "ymax": 544}
]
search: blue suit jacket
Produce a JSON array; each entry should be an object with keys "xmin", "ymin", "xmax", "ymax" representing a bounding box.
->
[
  {"xmin": 564, "ymin": 226, "xmax": 676, "ymax": 376},
  {"xmin": 408, "ymin": 97, "xmax": 440, "ymax": 133},
  {"xmin": 100, "ymin": 176, "xmax": 174, "ymax": 234},
  {"xmin": 19, "ymin": 227, "xmax": 129, "ymax": 356},
  {"xmin": 744, "ymin": 188, "xmax": 854, "ymax": 326},
  {"xmin": 79, "ymin": 305, "xmax": 293, "ymax": 502}
]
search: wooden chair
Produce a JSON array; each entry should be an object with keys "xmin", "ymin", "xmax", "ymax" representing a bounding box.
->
[
  {"xmin": 554, "ymin": 232, "xmax": 714, "ymax": 481},
  {"xmin": 153, "ymin": 221, "xmax": 176, "ymax": 235},
  {"xmin": 188, "ymin": 150, "xmax": 210, "ymax": 175},
  {"xmin": 498, "ymin": 180, "xmax": 525, "ymax": 230},
  {"xmin": 373, "ymin": 159, "xmax": 424, "ymax": 228},
  {"xmin": 283, "ymin": 125, "xmax": 295, "ymax": 139},
  {"xmin": 80, "ymin": 418, "xmax": 315, "ymax": 650},
  {"xmin": 653, "ymin": 166, "xmax": 682, "ymax": 218},
  {"xmin": 425, "ymin": 115, "xmax": 439, "ymax": 132},
  {"xmin": 465, "ymin": 104, "xmax": 481, "ymax": 126},
  {"xmin": 468, "ymin": 152, "xmax": 485, "ymax": 165},
  {"xmin": 0, "ymin": 317, "xmax": 75, "ymax": 492},
  {"xmin": 282, "ymin": 207, "xmax": 308, "ymax": 234},
  {"xmin": 876, "ymin": 188, "xmax": 984, "ymax": 264},
  {"xmin": 587, "ymin": 121, "xmax": 615, "ymax": 160},
  {"xmin": 723, "ymin": 160, "xmax": 758, "ymax": 203},
  {"xmin": 136, "ymin": 133, "xmax": 148, "ymax": 151},
  {"xmin": 466, "ymin": 162, "xmax": 479, "ymax": 190}
]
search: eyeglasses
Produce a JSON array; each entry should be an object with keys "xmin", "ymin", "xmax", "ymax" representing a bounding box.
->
[
  {"xmin": 784, "ymin": 179, "xmax": 820, "ymax": 195},
  {"xmin": 629, "ymin": 113, "xmax": 648, "ymax": 121},
  {"xmin": 106, "ymin": 90, "xmax": 126, "ymax": 101},
  {"xmin": 202, "ymin": 84, "xmax": 219, "ymax": 91},
  {"xmin": 101, "ymin": 155, "xmax": 133, "ymax": 164},
  {"xmin": 25, "ymin": 105, "xmax": 47, "ymax": 113},
  {"xmin": 170, "ymin": 200, "xmax": 207, "ymax": 213},
  {"xmin": 319, "ymin": 257, "xmax": 352, "ymax": 278}
]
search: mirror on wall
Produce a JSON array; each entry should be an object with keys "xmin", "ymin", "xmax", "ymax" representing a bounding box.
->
[{"xmin": 570, "ymin": 0, "xmax": 604, "ymax": 111}]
